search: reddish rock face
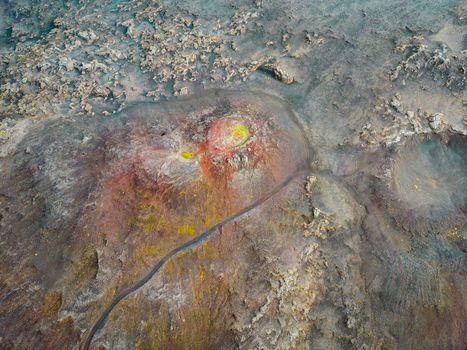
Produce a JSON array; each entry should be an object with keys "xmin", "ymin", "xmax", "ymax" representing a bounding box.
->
[
  {"xmin": 0, "ymin": 90, "xmax": 310, "ymax": 349},
  {"xmin": 94, "ymin": 91, "xmax": 308, "ymax": 248}
]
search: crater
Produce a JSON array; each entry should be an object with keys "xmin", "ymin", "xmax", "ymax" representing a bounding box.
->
[
  {"xmin": 0, "ymin": 90, "xmax": 310, "ymax": 349},
  {"xmin": 387, "ymin": 133, "xmax": 466, "ymax": 232}
]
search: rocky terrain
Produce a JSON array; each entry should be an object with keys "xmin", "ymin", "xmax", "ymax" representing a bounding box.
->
[{"xmin": 0, "ymin": 1, "xmax": 465, "ymax": 349}]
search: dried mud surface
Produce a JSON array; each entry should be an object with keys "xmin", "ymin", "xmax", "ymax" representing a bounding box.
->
[{"xmin": 0, "ymin": 1, "xmax": 466, "ymax": 350}]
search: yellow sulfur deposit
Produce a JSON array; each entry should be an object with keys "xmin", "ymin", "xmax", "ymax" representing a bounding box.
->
[
  {"xmin": 230, "ymin": 123, "xmax": 249, "ymax": 146},
  {"xmin": 181, "ymin": 151, "xmax": 193, "ymax": 159},
  {"xmin": 178, "ymin": 224, "xmax": 196, "ymax": 236}
]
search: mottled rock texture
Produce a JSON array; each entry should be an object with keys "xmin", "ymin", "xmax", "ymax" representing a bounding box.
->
[
  {"xmin": 0, "ymin": 1, "xmax": 465, "ymax": 349},
  {"xmin": 1, "ymin": 90, "xmax": 312, "ymax": 349}
]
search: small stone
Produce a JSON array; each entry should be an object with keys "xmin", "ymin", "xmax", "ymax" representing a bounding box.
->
[
  {"xmin": 390, "ymin": 96, "xmax": 402, "ymax": 112},
  {"xmin": 83, "ymin": 103, "xmax": 93, "ymax": 113},
  {"xmin": 93, "ymin": 87, "xmax": 110, "ymax": 98},
  {"xmin": 78, "ymin": 30, "xmax": 98, "ymax": 43},
  {"xmin": 121, "ymin": 20, "xmax": 137, "ymax": 38},
  {"xmin": 305, "ymin": 176, "xmax": 317, "ymax": 194},
  {"xmin": 429, "ymin": 113, "xmax": 446, "ymax": 133},
  {"xmin": 82, "ymin": 135, "xmax": 92, "ymax": 143},
  {"xmin": 58, "ymin": 57, "xmax": 75, "ymax": 71},
  {"xmin": 262, "ymin": 63, "xmax": 294, "ymax": 84}
]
